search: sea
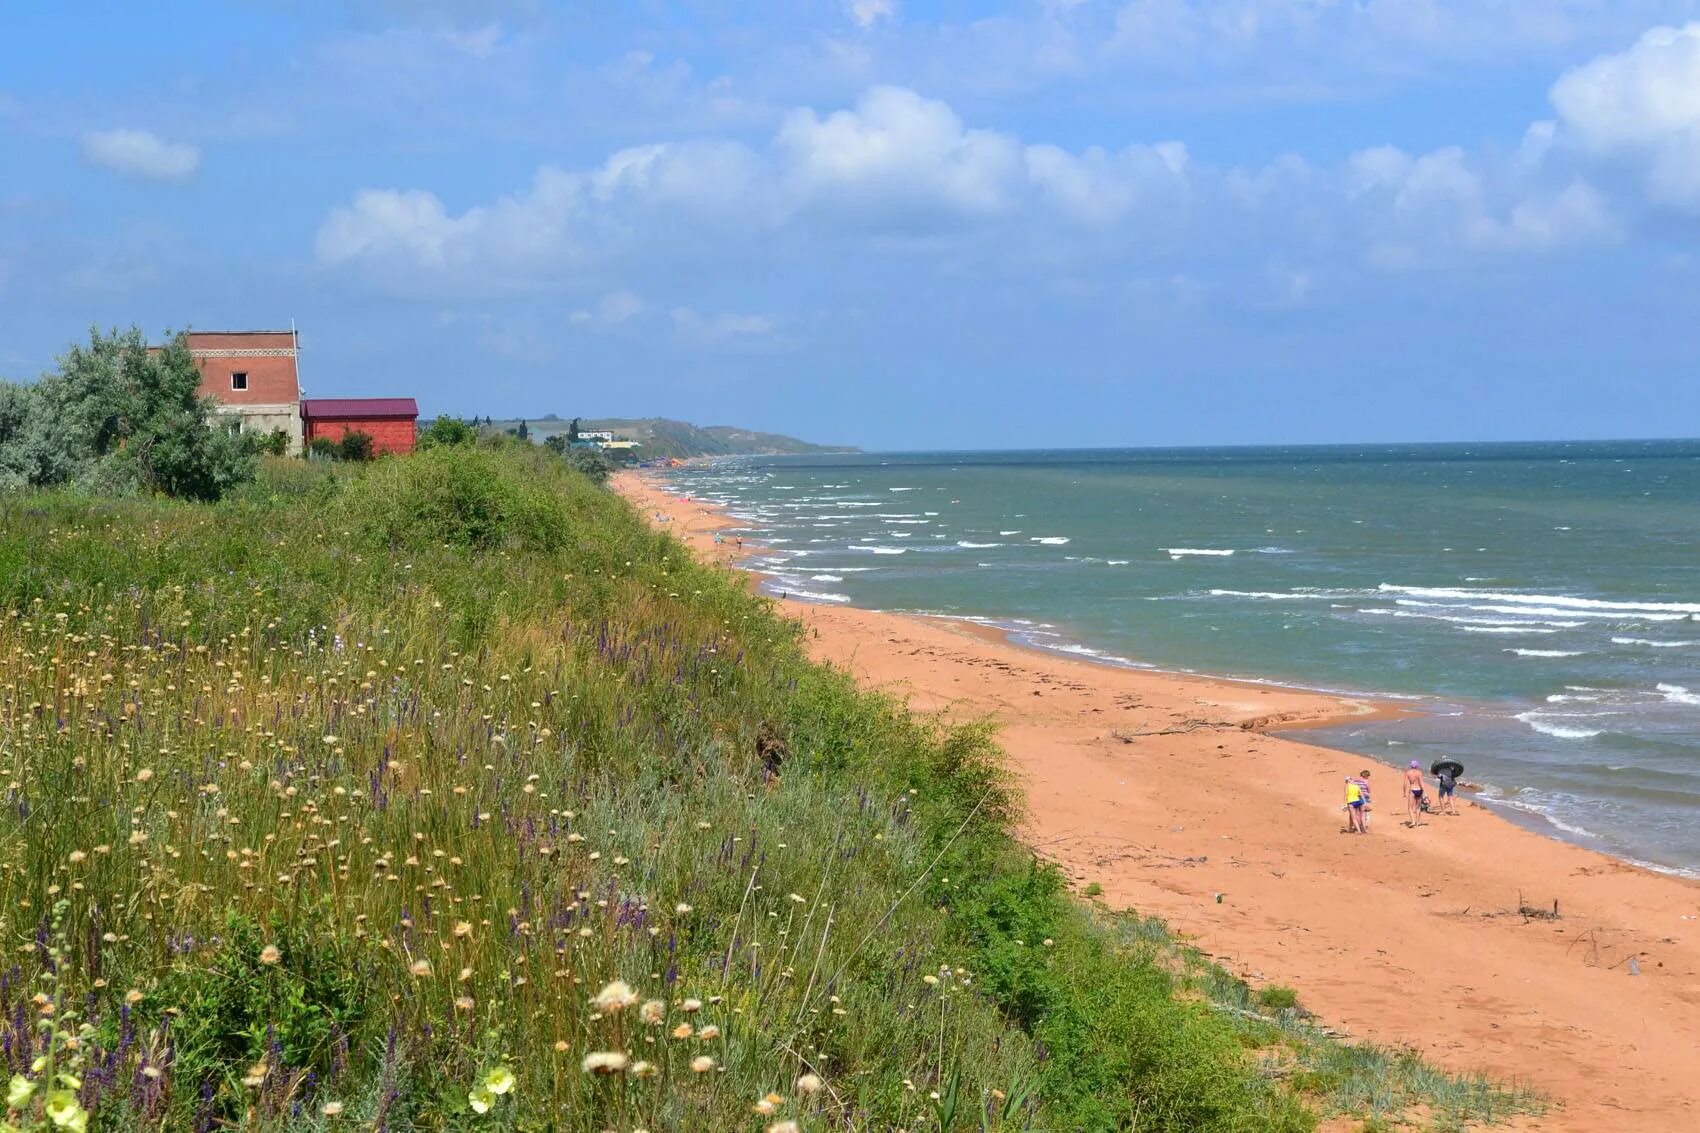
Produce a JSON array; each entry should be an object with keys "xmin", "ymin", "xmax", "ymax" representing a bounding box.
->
[{"xmin": 657, "ymin": 441, "xmax": 1700, "ymax": 875}]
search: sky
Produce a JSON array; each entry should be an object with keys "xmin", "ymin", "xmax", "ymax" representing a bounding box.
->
[{"xmin": 4, "ymin": 1, "xmax": 1700, "ymax": 450}]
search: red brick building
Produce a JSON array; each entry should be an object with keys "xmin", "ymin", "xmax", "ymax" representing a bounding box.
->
[
  {"xmin": 301, "ymin": 398, "xmax": 419, "ymax": 455},
  {"xmin": 184, "ymin": 330, "xmax": 304, "ymax": 451}
]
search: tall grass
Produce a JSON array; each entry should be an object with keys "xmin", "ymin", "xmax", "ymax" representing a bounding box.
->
[{"xmin": 0, "ymin": 448, "xmax": 1533, "ymax": 1131}]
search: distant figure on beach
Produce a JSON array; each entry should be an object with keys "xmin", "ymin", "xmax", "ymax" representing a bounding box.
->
[
  {"xmin": 1344, "ymin": 776, "xmax": 1367, "ymax": 833},
  {"xmin": 1403, "ymin": 761, "xmax": 1426, "ymax": 827},
  {"xmin": 735, "ymin": 536, "xmax": 743, "ymax": 548},
  {"xmin": 713, "ymin": 531, "xmax": 723, "ymax": 545},
  {"xmin": 1354, "ymin": 769, "xmax": 1372, "ymax": 830},
  {"xmin": 1433, "ymin": 759, "xmax": 1463, "ymax": 816}
]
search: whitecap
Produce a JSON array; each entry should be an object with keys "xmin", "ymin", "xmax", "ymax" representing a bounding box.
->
[
  {"xmin": 1030, "ymin": 536, "xmax": 1071, "ymax": 545},
  {"xmin": 1514, "ymin": 712, "xmax": 1602, "ymax": 739},
  {"xmin": 999, "ymin": 530, "xmax": 1022, "ymax": 536},
  {"xmin": 810, "ymin": 574, "xmax": 844, "ymax": 582},
  {"xmin": 1657, "ymin": 683, "xmax": 1700, "ymax": 706},
  {"xmin": 1612, "ymin": 637, "xmax": 1695, "ymax": 648},
  {"xmin": 848, "ymin": 545, "xmax": 908, "ymax": 555},
  {"xmin": 1379, "ymin": 583, "xmax": 1700, "ymax": 616},
  {"xmin": 1504, "ymin": 649, "xmax": 1584, "ymax": 658},
  {"xmin": 957, "ymin": 541, "xmax": 1002, "ymax": 548},
  {"xmin": 1461, "ymin": 626, "xmax": 1558, "ymax": 634}
]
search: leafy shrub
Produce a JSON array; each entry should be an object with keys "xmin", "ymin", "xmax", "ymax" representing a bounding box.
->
[
  {"xmin": 336, "ymin": 430, "xmax": 376, "ymax": 462},
  {"xmin": 418, "ymin": 416, "xmax": 475, "ymax": 449},
  {"xmin": 338, "ymin": 444, "xmax": 581, "ymax": 551},
  {"xmin": 0, "ymin": 326, "xmax": 258, "ymax": 499}
]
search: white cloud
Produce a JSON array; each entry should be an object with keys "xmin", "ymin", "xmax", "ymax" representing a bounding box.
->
[
  {"xmin": 570, "ymin": 290, "xmax": 645, "ymax": 326},
  {"xmin": 80, "ymin": 129, "xmax": 201, "ymax": 182},
  {"xmin": 1551, "ymin": 22, "xmax": 1700, "ymax": 207},
  {"xmin": 1024, "ymin": 141, "xmax": 1188, "ymax": 225},
  {"xmin": 671, "ymin": 307, "xmax": 777, "ymax": 343},
  {"xmin": 777, "ymin": 87, "xmax": 1022, "ymax": 226},
  {"xmin": 846, "ymin": 1, "xmax": 897, "ymax": 30}
]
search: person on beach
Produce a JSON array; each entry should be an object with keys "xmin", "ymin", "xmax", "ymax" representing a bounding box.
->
[
  {"xmin": 1354, "ymin": 769, "xmax": 1372, "ymax": 830},
  {"xmin": 1436, "ymin": 763, "xmax": 1459, "ymax": 815},
  {"xmin": 1403, "ymin": 760, "xmax": 1426, "ymax": 827},
  {"xmin": 1344, "ymin": 776, "xmax": 1367, "ymax": 833}
]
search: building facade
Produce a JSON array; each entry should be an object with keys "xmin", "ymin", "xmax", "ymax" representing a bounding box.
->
[
  {"xmin": 301, "ymin": 398, "xmax": 419, "ymax": 455},
  {"xmin": 185, "ymin": 330, "xmax": 304, "ymax": 451}
]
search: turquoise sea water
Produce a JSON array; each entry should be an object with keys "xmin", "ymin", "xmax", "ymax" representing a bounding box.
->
[{"xmin": 660, "ymin": 442, "xmax": 1700, "ymax": 874}]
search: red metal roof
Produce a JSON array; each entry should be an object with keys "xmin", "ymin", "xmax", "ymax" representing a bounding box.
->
[{"xmin": 300, "ymin": 398, "xmax": 419, "ymax": 419}]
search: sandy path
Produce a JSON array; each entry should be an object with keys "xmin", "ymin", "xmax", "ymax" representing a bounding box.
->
[{"xmin": 619, "ymin": 471, "xmax": 1700, "ymax": 1131}]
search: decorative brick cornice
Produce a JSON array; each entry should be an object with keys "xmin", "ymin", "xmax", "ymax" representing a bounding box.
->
[{"xmin": 190, "ymin": 348, "xmax": 297, "ymax": 358}]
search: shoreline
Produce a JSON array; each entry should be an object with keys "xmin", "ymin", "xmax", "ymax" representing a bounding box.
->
[{"xmin": 618, "ymin": 468, "xmax": 1700, "ymax": 1131}]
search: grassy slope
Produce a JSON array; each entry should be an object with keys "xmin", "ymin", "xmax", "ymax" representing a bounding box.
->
[{"xmin": 0, "ymin": 449, "xmax": 1533, "ymax": 1131}]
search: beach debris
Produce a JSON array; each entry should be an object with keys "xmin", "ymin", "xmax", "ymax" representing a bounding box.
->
[
  {"xmin": 1628, "ymin": 956, "xmax": 1641, "ymax": 976},
  {"xmin": 757, "ymin": 724, "xmax": 788, "ymax": 781},
  {"xmin": 1516, "ymin": 892, "xmax": 1561, "ymax": 921}
]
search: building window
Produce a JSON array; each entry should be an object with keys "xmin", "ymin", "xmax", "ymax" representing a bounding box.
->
[{"xmin": 231, "ymin": 372, "xmax": 248, "ymax": 391}]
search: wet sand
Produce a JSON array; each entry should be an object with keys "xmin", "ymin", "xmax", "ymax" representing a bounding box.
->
[{"xmin": 618, "ymin": 469, "xmax": 1700, "ymax": 1131}]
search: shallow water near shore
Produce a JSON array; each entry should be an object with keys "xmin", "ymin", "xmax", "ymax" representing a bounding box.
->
[{"xmin": 660, "ymin": 440, "xmax": 1700, "ymax": 872}]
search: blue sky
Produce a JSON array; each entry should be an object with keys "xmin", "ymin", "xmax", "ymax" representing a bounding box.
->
[{"xmin": 5, "ymin": 1, "xmax": 1700, "ymax": 449}]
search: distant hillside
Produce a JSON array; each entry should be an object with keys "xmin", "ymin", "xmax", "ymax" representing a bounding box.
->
[{"xmin": 469, "ymin": 416, "xmax": 856, "ymax": 460}]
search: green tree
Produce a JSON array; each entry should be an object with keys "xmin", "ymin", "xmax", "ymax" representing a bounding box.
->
[
  {"xmin": 418, "ymin": 416, "xmax": 475, "ymax": 449},
  {"xmin": 515, "ymin": 419, "xmax": 530, "ymax": 441},
  {"xmin": 565, "ymin": 446, "xmax": 614, "ymax": 485},
  {"xmin": 0, "ymin": 326, "xmax": 258, "ymax": 499},
  {"xmin": 543, "ymin": 434, "xmax": 569, "ymax": 456},
  {"xmin": 567, "ymin": 417, "xmax": 581, "ymax": 444}
]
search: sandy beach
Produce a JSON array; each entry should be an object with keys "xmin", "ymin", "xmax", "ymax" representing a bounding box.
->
[{"xmin": 618, "ymin": 469, "xmax": 1700, "ymax": 1131}]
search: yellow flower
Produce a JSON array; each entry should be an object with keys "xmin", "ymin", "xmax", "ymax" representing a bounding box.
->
[
  {"xmin": 468, "ymin": 1084, "xmax": 494, "ymax": 1113},
  {"xmin": 671, "ymin": 1023, "xmax": 693, "ymax": 1039},
  {"xmin": 453, "ymin": 921, "xmax": 473, "ymax": 937},
  {"xmin": 6, "ymin": 1075, "xmax": 34, "ymax": 1107},
  {"xmin": 259, "ymin": 945, "xmax": 282, "ymax": 965},
  {"xmin": 483, "ymin": 1066, "xmax": 515, "ymax": 1095}
]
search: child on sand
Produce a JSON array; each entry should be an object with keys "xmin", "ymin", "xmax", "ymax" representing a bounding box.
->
[
  {"xmin": 1344, "ymin": 776, "xmax": 1367, "ymax": 833},
  {"xmin": 1404, "ymin": 760, "xmax": 1426, "ymax": 827}
]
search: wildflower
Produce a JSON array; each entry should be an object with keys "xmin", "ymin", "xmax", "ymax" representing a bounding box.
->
[
  {"xmin": 690, "ymin": 1056, "xmax": 715, "ymax": 1073},
  {"xmin": 125, "ymin": 988, "xmax": 144, "ymax": 1004},
  {"xmin": 638, "ymin": 998, "xmax": 667, "ymax": 1025},
  {"xmin": 7, "ymin": 1074, "xmax": 34, "ymax": 1107},
  {"xmin": 455, "ymin": 996, "xmax": 475, "ymax": 1011},
  {"xmin": 922, "ymin": 974, "xmax": 939, "ymax": 986},
  {"xmin": 241, "ymin": 1062, "xmax": 267, "ymax": 1088},
  {"xmin": 768, "ymin": 1123, "xmax": 800, "ymax": 1133},
  {"xmin": 321, "ymin": 1101, "xmax": 344, "ymax": 1116},
  {"xmin": 66, "ymin": 851, "xmax": 86, "ymax": 865},
  {"xmin": 671, "ymin": 1023, "xmax": 693, "ymax": 1039},
  {"xmin": 675, "ymin": 902, "xmax": 693, "ymax": 915},
  {"xmin": 754, "ymin": 1097, "xmax": 778, "ymax": 1116},
  {"xmin": 797, "ymin": 1072, "xmax": 824, "ymax": 1095},
  {"xmin": 590, "ymin": 979, "xmax": 638, "ymax": 1013},
  {"xmin": 135, "ymin": 768, "xmax": 153, "ymax": 782},
  {"xmin": 468, "ymin": 1084, "xmax": 494, "ymax": 1113},
  {"xmin": 258, "ymin": 943, "xmax": 283, "ymax": 965},
  {"xmin": 553, "ymin": 1040, "xmax": 569, "ymax": 1052},
  {"xmin": 43, "ymin": 1089, "xmax": 87, "ymax": 1130},
  {"xmin": 581, "ymin": 1051, "xmax": 629, "ymax": 1075},
  {"xmin": 410, "ymin": 960, "xmax": 433, "ymax": 978},
  {"xmin": 453, "ymin": 921, "xmax": 473, "ymax": 937},
  {"xmin": 483, "ymin": 1066, "xmax": 515, "ymax": 1095},
  {"xmin": 789, "ymin": 893, "xmax": 806, "ymax": 903},
  {"xmin": 680, "ymin": 997, "xmax": 703, "ymax": 1013},
  {"xmin": 697, "ymin": 1024, "xmax": 720, "ymax": 1040},
  {"xmin": 629, "ymin": 1060, "xmax": 657, "ymax": 1079}
]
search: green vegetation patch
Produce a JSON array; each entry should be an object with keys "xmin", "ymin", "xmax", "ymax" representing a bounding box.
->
[{"xmin": 0, "ymin": 449, "xmax": 1536, "ymax": 1131}]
